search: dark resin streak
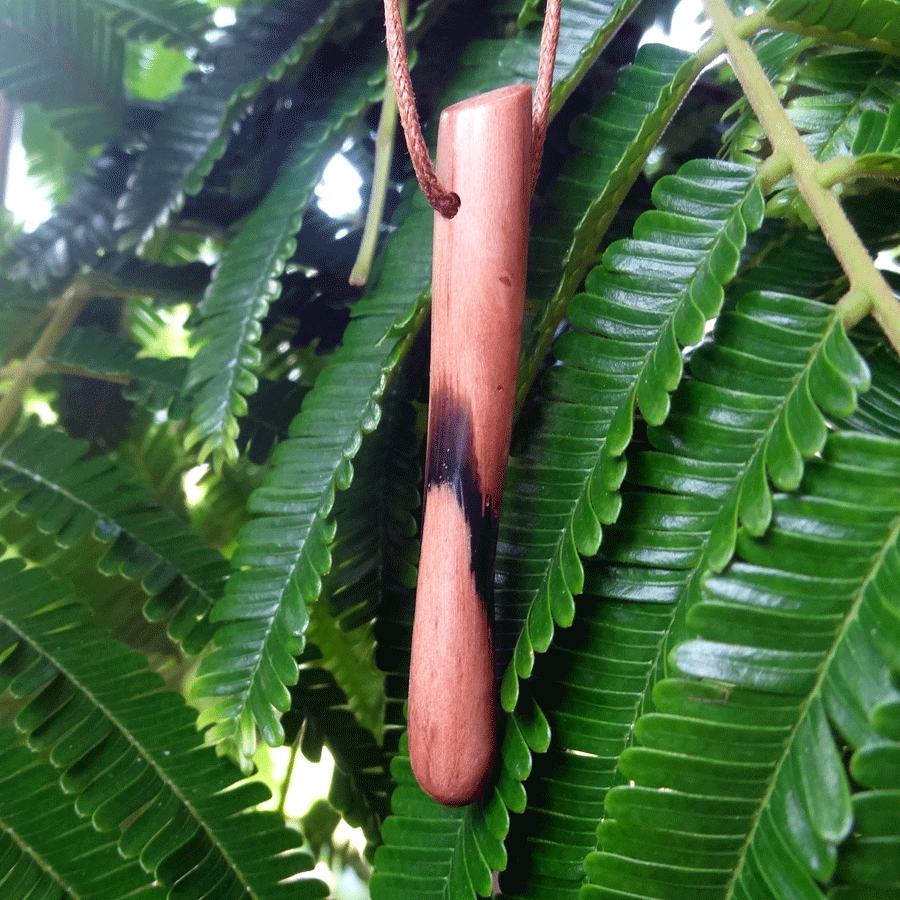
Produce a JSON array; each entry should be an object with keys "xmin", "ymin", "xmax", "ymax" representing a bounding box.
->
[{"xmin": 425, "ymin": 385, "xmax": 498, "ymax": 614}]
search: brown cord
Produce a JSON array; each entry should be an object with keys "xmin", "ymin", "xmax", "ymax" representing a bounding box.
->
[
  {"xmin": 383, "ymin": 0, "xmax": 460, "ymax": 218},
  {"xmin": 531, "ymin": 0, "xmax": 561, "ymax": 193},
  {"xmin": 383, "ymin": 0, "xmax": 562, "ymax": 218}
]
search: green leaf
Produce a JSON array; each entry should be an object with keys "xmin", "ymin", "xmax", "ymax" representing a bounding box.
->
[
  {"xmin": 501, "ymin": 159, "xmax": 762, "ymax": 707},
  {"xmin": 521, "ymin": 43, "xmax": 704, "ymax": 399},
  {"xmin": 0, "ymin": 422, "xmax": 227, "ymax": 653},
  {"xmin": 447, "ymin": 0, "xmax": 641, "ymax": 113},
  {"xmin": 0, "ymin": 0, "xmax": 125, "ymax": 149},
  {"xmin": 282, "ymin": 645, "xmax": 392, "ymax": 848},
  {"xmin": 370, "ymin": 735, "xmax": 507, "ymax": 900},
  {"xmin": 115, "ymin": 0, "xmax": 359, "ymax": 249},
  {"xmin": 48, "ymin": 325, "xmax": 191, "ymax": 419},
  {"xmin": 0, "ymin": 561, "xmax": 329, "ymax": 899},
  {"xmin": 587, "ymin": 431, "xmax": 900, "ymax": 900},
  {"xmin": 767, "ymin": 0, "xmax": 900, "ymax": 53},
  {"xmin": 91, "ymin": 0, "xmax": 210, "ymax": 44},
  {"xmin": 184, "ymin": 55, "xmax": 385, "ymax": 462},
  {"xmin": 0, "ymin": 728, "xmax": 166, "ymax": 900},
  {"xmin": 850, "ymin": 105, "xmax": 900, "ymax": 175}
]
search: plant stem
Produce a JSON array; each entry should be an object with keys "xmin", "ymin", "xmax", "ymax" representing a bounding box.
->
[
  {"xmin": 0, "ymin": 279, "xmax": 92, "ymax": 438},
  {"xmin": 277, "ymin": 742, "xmax": 300, "ymax": 818},
  {"xmin": 704, "ymin": 0, "xmax": 900, "ymax": 355},
  {"xmin": 349, "ymin": 0, "xmax": 405, "ymax": 287}
]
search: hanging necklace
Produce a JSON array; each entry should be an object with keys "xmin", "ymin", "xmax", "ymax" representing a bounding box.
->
[{"xmin": 384, "ymin": 0, "xmax": 562, "ymax": 806}]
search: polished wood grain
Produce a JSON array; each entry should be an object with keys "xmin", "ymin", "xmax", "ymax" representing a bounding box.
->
[{"xmin": 409, "ymin": 84, "xmax": 532, "ymax": 806}]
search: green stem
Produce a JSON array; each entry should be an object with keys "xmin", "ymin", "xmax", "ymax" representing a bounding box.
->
[
  {"xmin": 703, "ymin": 0, "xmax": 900, "ymax": 355},
  {"xmin": 0, "ymin": 279, "xmax": 92, "ymax": 438},
  {"xmin": 816, "ymin": 153, "xmax": 900, "ymax": 188},
  {"xmin": 834, "ymin": 289, "xmax": 873, "ymax": 329},
  {"xmin": 277, "ymin": 742, "xmax": 300, "ymax": 818},
  {"xmin": 349, "ymin": 0, "xmax": 405, "ymax": 287},
  {"xmin": 757, "ymin": 150, "xmax": 791, "ymax": 192}
]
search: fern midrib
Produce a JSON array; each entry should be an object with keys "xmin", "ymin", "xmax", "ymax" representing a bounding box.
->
[
  {"xmin": 507, "ymin": 189, "xmax": 754, "ymax": 685},
  {"xmin": 0, "ymin": 454, "xmax": 219, "ymax": 606},
  {"xmin": 656, "ymin": 306, "xmax": 846, "ymax": 648},
  {"xmin": 722, "ymin": 501, "xmax": 900, "ymax": 900},
  {"xmin": 518, "ymin": 52, "xmax": 705, "ymax": 406},
  {"xmin": 0, "ymin": 609, "xmax": 259, "ymax": 900}
]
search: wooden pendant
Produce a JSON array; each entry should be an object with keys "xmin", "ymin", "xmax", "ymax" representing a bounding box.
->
[{"xmin": 408, "ymin": 84, "xmax": 532, "ymax": 806}]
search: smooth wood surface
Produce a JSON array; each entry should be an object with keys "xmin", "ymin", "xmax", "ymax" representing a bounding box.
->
[{"xmin": 409, "ymin": 84, "xmax": 531, "ymax": 806}]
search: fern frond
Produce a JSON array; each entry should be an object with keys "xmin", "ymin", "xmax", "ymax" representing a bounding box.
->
[
  {"xmin": 47, "ymin": 326, "xmax": 190, "ymax": 419},
  {"xmin": 502, "ymin": 160, "xmax": 764, "ymax": 709},
  {"xmin": 307, "ymin": 604, "xmax": 383, "ymax": 738},
  {"xmin": 370, "ymin": 740, "xmax": 508, "ymax": 900},
  {"xmin": 447, "ymin": 0, "xmax": 640, "ymax": 112},
  {"xmin": 522, "ymin": 43, "xmax": 703, "ymax": 391},
  {"xmin": 724, "ymin": 40, "xmax": 900, "ymax": 182},
  {"xmin": 0, "ymin": 728, "xmax": 166, "ymax": 900},
  {"xmin": 766, "ymin": 0, "xmax": 900, "ymax": 54},
  {"xmin": 115, "ymin": 0, "xmax": 357, "ymax": 249},
  {"xmin": 722, "ymin": 30, "xmax": 805, "ymax": 164},
  {"xmin": 0, "ymin": 422, "xmax": 227, "ymax": 653},
  {"xmin": 496, "ymin": 286, "xmax": 871, "ymax": 898},
  {"xmin": 5, "ymin": 147, "xmax": 136, "ymax": 293},
  {"xmin": 586, "ymin": 430, "xmax": 900, "ymax": 900},
  {"xmin": 282, "ymin": 645, "xmax": 392, "ymax": 848},
  {"xmin": 193, "ymin": 194, "xmax": 435, "ymax": 758},
  {"xmin": 322, "ymin": 395, "xmax": 420, "ymax": 637},
  {"xmin": 0, "ymin": 502, "xmax": 177, "ymax": 658},
  {"xmin": 788, "ymin": 51, "xmax": 900, "ymax": 160},
  {"xmin": 184, "ymin": 55, "xmax": 385, "ymax": 462},
  {"xmin": 840, "ymin": 320, "xmax": 900, "ymax": 438},
  {"xmin": 0, "ymin": 0, "xmax": 125, "ymax": 149},
  {"xmin": 90, "ymin": 0, "xmax": 210, "ymax": 44},
  {"xmin": 850, "ymin": 104, "xmax": 900, "ymax": 175},
  {"xmin": 0, "ymin": 562, "xmax": 329, "ymax": 899},
  {"xmin": 734, "ymin": 229, "xmax": 844, "ymax": 300}
]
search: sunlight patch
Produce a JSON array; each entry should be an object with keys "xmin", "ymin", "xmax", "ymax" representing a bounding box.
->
[{"xmin": 316, "ymin": 151, "xmax": 363, "ymax": 219}]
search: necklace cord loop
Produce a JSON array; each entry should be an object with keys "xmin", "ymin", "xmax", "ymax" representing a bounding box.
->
[{"xmin": 383, "ymin": 0, "xmax": 561, "ymax": 218}]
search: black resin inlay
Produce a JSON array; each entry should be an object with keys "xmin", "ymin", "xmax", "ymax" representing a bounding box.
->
[{"xmin": 425, "ymin": 385, "xmax": 498, "ymax": 614}]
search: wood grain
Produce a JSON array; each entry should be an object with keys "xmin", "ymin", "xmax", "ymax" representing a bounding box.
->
[{"xmin": 409, "ymin": 84, "xmax": 532, "ymax": 806}]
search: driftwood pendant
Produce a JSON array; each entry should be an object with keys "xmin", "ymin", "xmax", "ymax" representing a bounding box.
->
[{"xmin": 408, "ymin": 84, "xmax": 532, "ymax": 806}]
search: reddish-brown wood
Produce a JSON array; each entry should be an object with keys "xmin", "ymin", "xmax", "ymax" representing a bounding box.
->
[{"xmin": 408, "ymin": 84, "xmax": 532, "ymax": 806}]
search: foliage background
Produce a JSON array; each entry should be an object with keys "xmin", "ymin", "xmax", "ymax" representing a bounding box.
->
[{"xmin": 0, "ymin": 0, "xmax": 899, "ymax": 898}]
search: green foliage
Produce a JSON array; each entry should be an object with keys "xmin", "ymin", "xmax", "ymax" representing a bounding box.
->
[
  {"xmin": 0, "ymin": 728, "xmax": 166, "ymax": 900},
  {"xmin": 0, "ymin": 422, "xmax": 227, "ymax": 653},
  {"xmin": 0, "ymin": 560, "xmax": 328, "ymax": 899},
  {"xmin": 587, "ymin": 430, "xmax": 900, "ymax": 900},
  {"xmin": 0, "ymin": 0, "xmax": 125, "ymax": 149},
  {"xmin": 184, "ymin": 54, "xmax": 387, "ymax": 461},
  {"xmin": 115, "ymin": 0, "xmax": 361, "ymax": 250},
  {"xmin": 1, "ymin": 0, "xmax": 899, "ymax": 897}
]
